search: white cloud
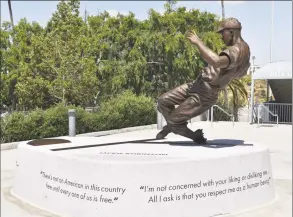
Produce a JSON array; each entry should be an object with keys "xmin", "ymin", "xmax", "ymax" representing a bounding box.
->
[
  {"xmin": 176, "ymin": 1, "xmax": 187, "ymax": 7},
  {"xmin": 106, "ymin": 10, "xmax": 129, "ymax": 17},
  {"xmin": 158, "ymin": 8, "xmax": 165, "ymax": 15}
]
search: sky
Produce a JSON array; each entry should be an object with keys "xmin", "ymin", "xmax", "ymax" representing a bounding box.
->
[{"xmin": 1, "ymin": 1, "xmax": 292, "ymax": 66}]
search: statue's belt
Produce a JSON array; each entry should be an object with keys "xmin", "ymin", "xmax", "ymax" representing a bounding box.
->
[{"xmin": 188, "ymin": 79, "xmax": 220, "ymax": 95}]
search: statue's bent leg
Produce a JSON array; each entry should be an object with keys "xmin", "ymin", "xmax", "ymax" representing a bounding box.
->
[
  {"xmin": 167, "ymin": 94, "xmax": 212, "ymax": 143},
  {"xmin": 156, "ymin": 84, "xmax": 191, "ymax": 139},
  {"xmin": 157, "ymin": 84, "xmax": 190, "ymax": 118}
]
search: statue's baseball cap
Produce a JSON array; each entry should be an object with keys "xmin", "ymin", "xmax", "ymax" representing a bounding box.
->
[{"xmin": 217, "ymin": 18, "xmax": 242, "ymax": 32}]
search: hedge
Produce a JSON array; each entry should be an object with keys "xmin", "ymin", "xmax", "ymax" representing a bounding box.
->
[{"xmin": 0, "ymin": 91, "xmax": 157, "ymax": 143}]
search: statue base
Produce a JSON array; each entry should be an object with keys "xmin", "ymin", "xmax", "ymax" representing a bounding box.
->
[{"xmin": 12, "ymin": 136, "xmax": 275, "ymax": 217}]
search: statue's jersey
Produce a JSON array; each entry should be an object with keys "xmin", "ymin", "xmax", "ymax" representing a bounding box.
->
[{"xmin": 199, "ymin": 41, "xmax": 251, "ymax": 89}]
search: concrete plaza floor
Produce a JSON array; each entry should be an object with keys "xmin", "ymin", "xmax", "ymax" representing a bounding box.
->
[{"xmin": 1, "ymin": 121, "xmax": 292, "ymax": 217}]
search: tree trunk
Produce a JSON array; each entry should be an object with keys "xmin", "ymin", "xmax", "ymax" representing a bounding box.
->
[
  {"xmin": 221, "ymin": 0, "xmax": 225, "ymax": 21},
  {"xmin": 8, "ymin": 0, "xmax": 16, "ymax": 110},
  {"xmin": 221, "ymin": 0, "xmax": 229, "ymax": 107},
  {"xmin": 167, "ymin": 52, "xmax": 173, "ymax": 89},
  {"xmin": 8, "ymin": 0, "xmax": 14, "ymax": 27}
]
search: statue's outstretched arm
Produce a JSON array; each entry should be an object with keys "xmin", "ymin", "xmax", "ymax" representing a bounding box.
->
[
  {"xmin": 187, "ymin": 31, "xmax": 230, "ymax": 69},
  {"xmin": 195, "ymin": 40, "xmax": 230, "ymax": 69}
]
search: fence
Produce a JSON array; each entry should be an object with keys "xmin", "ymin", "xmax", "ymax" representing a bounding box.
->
[
  {"xmin": 210, "ymin": 105, "xmax": 234, "ymax": 127},
  {"xmin": 254, "ymin": 103, "xmax": 292, "ymax": 124}
]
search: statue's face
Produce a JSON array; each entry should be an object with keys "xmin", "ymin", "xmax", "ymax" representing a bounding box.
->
[{"xmin": 220, "ymin": 29, "xmax": 233, "ymax": 46}]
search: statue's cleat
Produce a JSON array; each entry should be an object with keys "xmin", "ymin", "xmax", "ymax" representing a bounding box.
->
[
  {"xmin": 192, "ymin": 129, "xmax": 207, "ymax": 144},
  {"xmin": 156, "ymin": 126, "xmax": 171, "ymax": 140}
]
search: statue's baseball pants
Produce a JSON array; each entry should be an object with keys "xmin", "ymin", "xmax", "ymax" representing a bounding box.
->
[{"xmin": 157, "ymin": 79, "xmax": 219, "ymax": 134}]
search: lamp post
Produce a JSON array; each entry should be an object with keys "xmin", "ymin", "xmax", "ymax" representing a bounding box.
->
[
  {"xmin": 252, "ymin": 56, "xmax": 255, "ymax": 73},
  {"xmin": 250, "ymin": 56, "xmax": 256, "ymax": 123},
  {"xmin": 267, "ymin": 1, "xmax": 274, "ymax": 101},
  {"xmin": 8, "ymin": 0, "xmax": 14, "ymax": 27},
  {"xmin": 270, "ymin": 1, "xmax": 274, "ymax": 64}
]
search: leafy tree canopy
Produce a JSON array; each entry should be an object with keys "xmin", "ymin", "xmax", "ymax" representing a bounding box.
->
[{"xmin": 1, "ymin": 0, "xmax": 247, "ymax": 112}]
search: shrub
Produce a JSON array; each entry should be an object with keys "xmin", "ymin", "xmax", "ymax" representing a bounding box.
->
[
  {"xmin": 1, "ymin": 112, "xmax": 28, "ymax": 143},
  {"xmin": 0, "ymin": 110, "xmax": 42, "ymax": 143},
  {"xmin": 98, "ymin": 91, "xmax": 156, "ymax": 129},
  {"xmin": 1, "ymin": 91, "xmax": 157, "ymax": 143},
  {"xmin": 23, "ymin": 109, "xmax": 44, "ymax": 139}
]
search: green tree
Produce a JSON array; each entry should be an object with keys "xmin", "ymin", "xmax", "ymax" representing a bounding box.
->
[
  {"xmin": 1, "ymin": 19, "xmax": 45, "ymax": 110},
  {"xmin": 0, "ymin": 22, "xmax": 12, "ymax": 110},
  {"xmin": 44, "ymin": 0, "xmax": 99, "ymax": 107},
  {"xmin": 1, "ymin": 0, "xmax": 247, "ymax": 116}
]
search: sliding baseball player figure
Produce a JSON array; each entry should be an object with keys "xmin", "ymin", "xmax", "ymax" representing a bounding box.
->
[{"xmin": 156, "ymin": 18, "xmax": 251, "ymax": 144}]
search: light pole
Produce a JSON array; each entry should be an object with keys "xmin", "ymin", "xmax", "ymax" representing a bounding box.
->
[
  {"xmin": 270, "ymin": 1, "xmax": 274, "ymax": 63},
  {"xmin": 267, "ymin": 1, "xmax": 274, "ymax": 101},
  {"xmin": 250, "ymin": 56, "xmax": 256, "ymax": 123},
  {"xmin": 8, "ymin": 0, "xmax": 14, "ymax": 27},
  {"xmin": 252, "ymin": 56, "xmax": 255, "ymax": 73}
]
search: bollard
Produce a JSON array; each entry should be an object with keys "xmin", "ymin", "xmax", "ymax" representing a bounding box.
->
[
  {"xmin": 68, "ymin": 109, "xmax": 76, "ymax": 137},
  {"xmin": 157, "ymin": 109, "xmax": 163, "ymax": 130},
  {"xmin": 211, "ymin": 106, "xmax": 214, "ymax": 127},
  {"xmin": 156, "ymin": 101, "xmax": 162, "ymax": 130}
]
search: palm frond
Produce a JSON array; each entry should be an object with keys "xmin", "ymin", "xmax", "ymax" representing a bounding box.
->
[{"xmin": 228, "ymin": 78, "xmax": 248, "ymax": 101}]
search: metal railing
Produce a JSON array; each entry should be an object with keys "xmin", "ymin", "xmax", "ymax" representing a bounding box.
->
[
  {"xmin": 262, "ymin": 103, "xmax": 291, "ymax": 123},
  {"xmin": 211, "ymin": 105, "xmax": 234, "ymax": 127},
  {"xmin": 257, "ymin": 104, "xmax": 278, "ymax": 127}
]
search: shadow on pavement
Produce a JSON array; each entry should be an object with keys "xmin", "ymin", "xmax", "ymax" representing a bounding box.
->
[
  {"xmin": 167, "ymin": 139, "xmax": 253, "ymax": 148},
  {"xmin": 51, "ymin": 138, "xmax": 252, "ymax": 151}
]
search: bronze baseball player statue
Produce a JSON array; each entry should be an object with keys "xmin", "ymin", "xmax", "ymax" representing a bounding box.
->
[{"xmin": 156, "ymin": 18, "xmax": 251, "ymax": 144}]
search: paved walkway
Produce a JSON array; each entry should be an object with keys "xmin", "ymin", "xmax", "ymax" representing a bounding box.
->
[{"xmin": 1, "ymin": 122, "xmax": 292, "ymax": 217}]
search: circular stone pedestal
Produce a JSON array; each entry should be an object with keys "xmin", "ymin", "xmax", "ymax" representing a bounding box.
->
[{"xmin": 12, "ymin": 136, "xmax": 275, "ymax": 217}]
